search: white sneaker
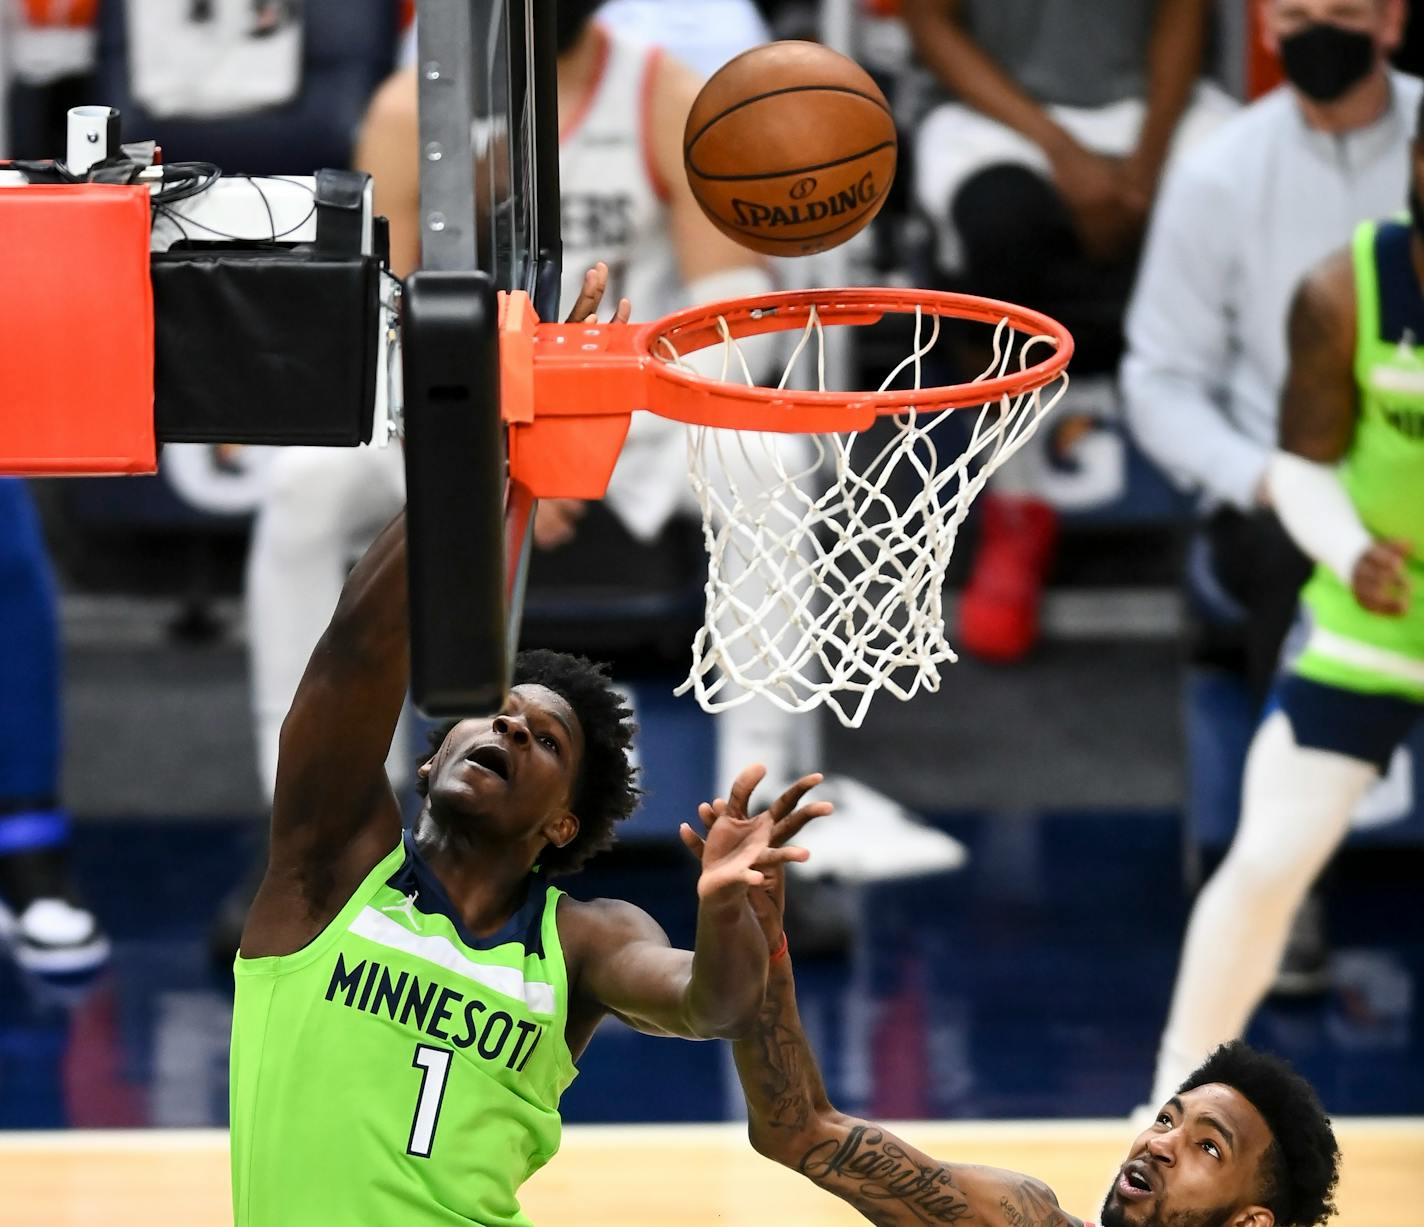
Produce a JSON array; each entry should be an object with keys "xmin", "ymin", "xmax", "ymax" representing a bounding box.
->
[
  {"xmin": 0, "ymin": 897, "xmax": 111, "ymax": 976},
  {"xmin": 790, "ymin": 776, "xmax": 968, "ymax": 882}
]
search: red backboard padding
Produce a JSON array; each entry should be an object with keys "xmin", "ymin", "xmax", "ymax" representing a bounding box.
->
[{"xmin": 0, "ymin": 185, "xmax": 156, "ymax": 475}]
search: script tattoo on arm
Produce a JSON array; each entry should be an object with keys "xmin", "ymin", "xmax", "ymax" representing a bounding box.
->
[
  {"xmin": 797, "ymin": 1125, "xmax": 973, "ymax": 1225},
  {"xmin": 734, "ymin": 961, "xmax": 1081, "ymax": 1227}
]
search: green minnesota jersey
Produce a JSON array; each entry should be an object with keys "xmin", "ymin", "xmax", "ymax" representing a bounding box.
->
[
  {"xmin": 1295, "ymin": 218, "xmax": 1424, "ymax": 701},
  {"xmin": 231, "ymin": 834, "xmax": 578, "ymax": 1227}
]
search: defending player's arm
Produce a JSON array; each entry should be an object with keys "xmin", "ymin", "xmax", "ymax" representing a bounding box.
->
[
  {"xmin": 572, "ymin": 767, "xmax": 813, "ymax": 1040},
  {"xmin": 1270, "ymin": 251, "xmax": 1411, "ymax": 616},
  {"xmin": 738, "ymin": 960, "xmax": 1081, "ymax": 1227},
  {"xmin": 683, "ymin": 792, "xmax": 1081, "ymax": 1226}
]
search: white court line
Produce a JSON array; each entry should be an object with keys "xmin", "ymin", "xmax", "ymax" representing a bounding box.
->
[{"xmin": 1, "ymin": 1117, "xmax": 1419, "ymax": 1152}]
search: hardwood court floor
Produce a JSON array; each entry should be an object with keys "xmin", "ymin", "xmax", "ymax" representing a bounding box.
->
[{"xmin": 2, "ymin": 1119, "xmax": 1420, "ymax": 1226}]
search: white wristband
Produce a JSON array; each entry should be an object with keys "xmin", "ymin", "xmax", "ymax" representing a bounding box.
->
[{"xmin": 1267, "ymin": 451, "xmax": 1373, "ymax": 586}]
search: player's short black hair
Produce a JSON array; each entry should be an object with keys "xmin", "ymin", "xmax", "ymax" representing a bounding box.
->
[
  {"xmin": 1179, "ymin": 1042, "xmax": 1340, "ymax": 1226},
  {"xmin": 418, "ymin": 649, "xmax": 641, "ymax": 876}
]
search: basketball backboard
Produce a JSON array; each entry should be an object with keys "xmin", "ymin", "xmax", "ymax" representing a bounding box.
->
[{"xmin": 404, "ymin": 0, "xmax": 562, "ymax": 717}]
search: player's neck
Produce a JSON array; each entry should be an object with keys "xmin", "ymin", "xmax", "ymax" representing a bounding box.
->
[
  {"xmin": 414, "ymin": 816, "xmax": 539, "ymax": 937},
  {"xmin": 1293, "ymin": 68, "xmax": 1392, "ymax": 136}
]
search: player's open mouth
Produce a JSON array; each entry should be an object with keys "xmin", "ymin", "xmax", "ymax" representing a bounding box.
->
[
  {"xmin": 1116, "ymin": 1162, "xmax": 1156, "ymax": 1201},
  {"xmin": 465, "ymin": 744, "xmax": 512, "ymax": 781}
]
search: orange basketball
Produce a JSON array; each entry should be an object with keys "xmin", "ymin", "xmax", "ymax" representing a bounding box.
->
[{"xmin": 683, "ymin": 41, "xmax": 898, "ymax": 258}]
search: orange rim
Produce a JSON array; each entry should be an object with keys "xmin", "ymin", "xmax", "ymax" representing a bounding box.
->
[
  {"xmin": 506, "ymin": 287, "xmax": 1073, "ymax": 496},
  {"xmin": 645, "ymin": 286, "xmax": 1073, "ymax": 418}
]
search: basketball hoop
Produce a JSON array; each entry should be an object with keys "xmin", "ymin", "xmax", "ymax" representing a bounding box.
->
[{"xmin": 500, "ymin": 287, "xmax": 1072, "ymax": 728}]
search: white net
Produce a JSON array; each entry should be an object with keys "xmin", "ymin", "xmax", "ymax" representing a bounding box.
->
[{"xmin": 656, "ymin": 304, "xmax": 1069, "ymax": 728}]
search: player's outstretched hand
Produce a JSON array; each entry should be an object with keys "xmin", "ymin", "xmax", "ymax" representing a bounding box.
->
[
  {"xmin": 565, "ymin": 260, "xmax": 632, "ymax": 325},
  {"xmin": 680, "ymin": 770, "xmax": 831, "ymax": 942},
  {"xmin": 1352, "ymin": 539, "xmax": 1412, "ymax": 616}
]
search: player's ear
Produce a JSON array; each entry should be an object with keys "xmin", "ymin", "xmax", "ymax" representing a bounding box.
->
[
  {"xmin": 545, "ymin": 809, "xmax": 579, "ymax": 850},
  {"xmin": 1232, "ymin": 1204, "xmax": 1274, "ymax": 1227}
]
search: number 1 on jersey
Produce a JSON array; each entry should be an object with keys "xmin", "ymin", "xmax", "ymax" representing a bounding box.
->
[{"xmin": 407, "ymin": 1044, "xmax": 452, "ymax": 1158}]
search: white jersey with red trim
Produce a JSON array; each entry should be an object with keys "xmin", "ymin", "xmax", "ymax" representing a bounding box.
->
[{"xmin": 558, "ymin": 23, "xmax": 681, "ymax": 325}]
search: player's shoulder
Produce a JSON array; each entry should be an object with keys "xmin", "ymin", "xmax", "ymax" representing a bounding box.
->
[
  {"xmin": 556, "ymin": 893, "xmax": 668, "ymax": 950},
  {"xmin": 1293, "ymin": 244, "xmax": 1356, "ymax": 329}
]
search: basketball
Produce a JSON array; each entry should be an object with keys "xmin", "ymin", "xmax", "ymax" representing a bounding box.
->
[{"xmin": 683, "ymin": 41, "xmax": 897, "ymax": 257}]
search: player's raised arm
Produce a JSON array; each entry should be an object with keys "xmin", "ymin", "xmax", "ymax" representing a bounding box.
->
[
  {"xmin": 238, "ymin": 509, "xmax": 412, "ymax": 957},
  {"xmin": 689, "ymin": 788, "xmax": 1081, "ymax": 1226},
  {"xmin": 738, "ymin": 957, "xmax": 1079, "ymax": 1227},
  {"xmin": 242, "ymin": 265, "xmax": 630, "ymax": 959}
]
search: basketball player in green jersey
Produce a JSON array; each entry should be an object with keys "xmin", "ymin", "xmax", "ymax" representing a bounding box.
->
[
  {"xmin": 681, "ymin": 803, "xmax": 1342, "ymax": 1227},
  {"xmin": 1148, "ymin": 107, "xmax": 1424, "ymax": 1108},
  {"xmin": 229, "ymin": 265, "xmax": 821, "ymax": 1227}
]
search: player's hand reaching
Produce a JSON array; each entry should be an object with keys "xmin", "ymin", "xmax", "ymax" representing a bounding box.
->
[
  {"xmin": 1352, "ymin": 539, "xmax": 1412, "ymax": 616},
  {"xmin": 565, "ymin": 260, "xmax": 632, "ymax": 325},
  {"xmin": 680, "ymin": 770, "xmax": 831, "ymax": 945}
]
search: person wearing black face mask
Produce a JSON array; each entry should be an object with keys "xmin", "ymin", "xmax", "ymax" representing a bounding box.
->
[
  {"xmin": 1279, "ymin": 19, "xmax": 1381, "ymax": 103},
  {"xmin": 1124, "ymin": 0, "xmax": 1421, "ymax": 1105}
]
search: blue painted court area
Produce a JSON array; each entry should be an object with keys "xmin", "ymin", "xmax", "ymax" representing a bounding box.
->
[{"xmin": 0, "ymin": 812, "xmax": 1419, "ymax": 1130}]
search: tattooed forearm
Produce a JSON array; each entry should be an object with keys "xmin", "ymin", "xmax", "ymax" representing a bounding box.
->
[
  {"xmin": 733, "ymin": 964, "xmax": 827, "ymax": 1133},
  {"xmin": 999, "ymin": 1179, "xmax": 1078, "ymax": 1227},
  {"xmin": 798, "ymin": 1127, "xmax": 973, "ymax": 1224}
]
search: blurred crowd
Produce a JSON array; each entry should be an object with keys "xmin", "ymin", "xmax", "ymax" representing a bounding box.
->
[{"xmin": 2, "ymin": 0, "xmax": 1422, "ymax": 1107}]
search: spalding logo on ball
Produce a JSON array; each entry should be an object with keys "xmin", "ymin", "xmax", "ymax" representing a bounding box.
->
[{"xmin": 684, "ymin": 41, "xmax": 898, "ymax": 257}]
